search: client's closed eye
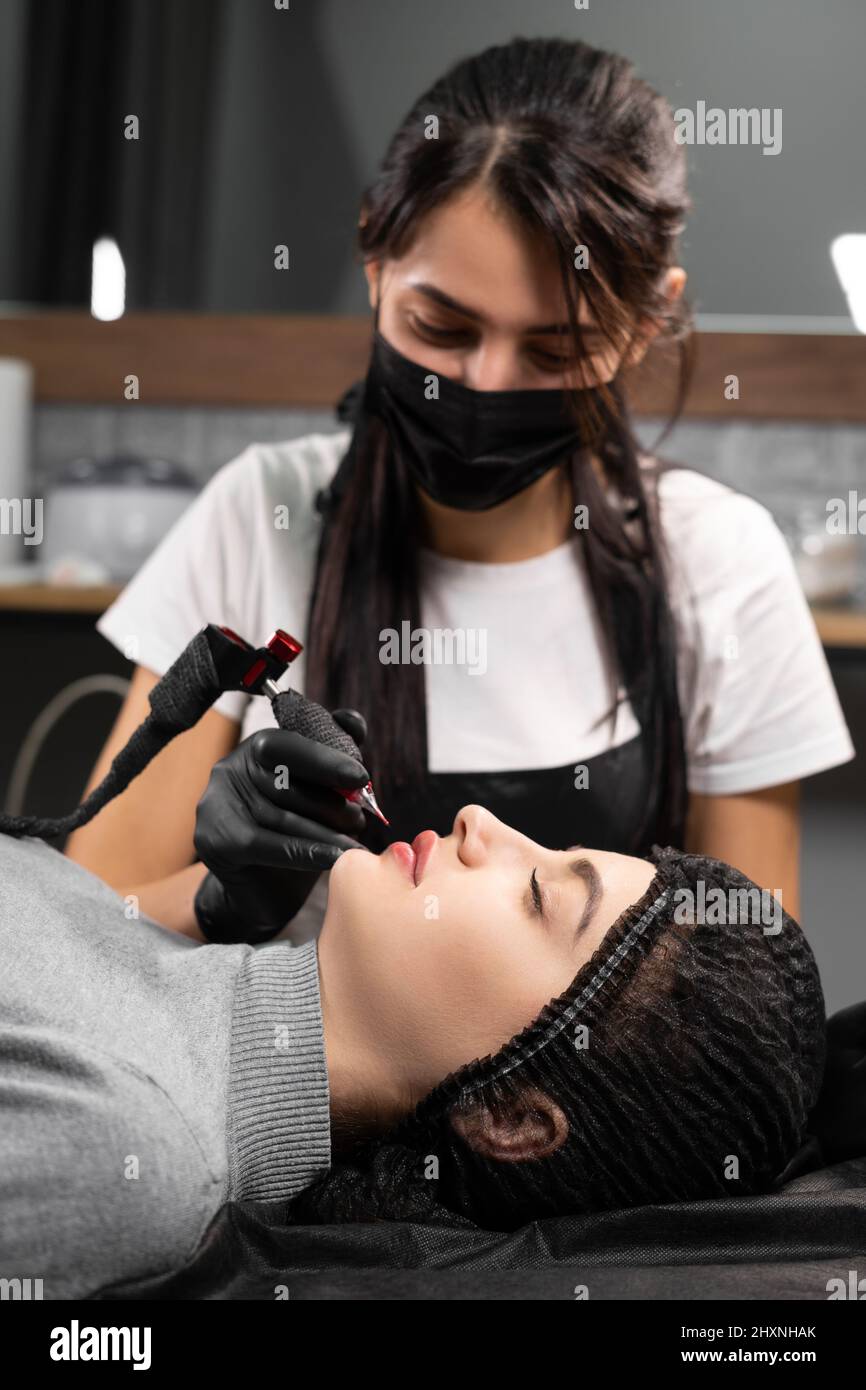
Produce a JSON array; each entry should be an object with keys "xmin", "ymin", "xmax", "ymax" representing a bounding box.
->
[
  {"xmin": 528, "ymin": 867, "xmax": 546, "ymax": 919},
  {"xmin": 526, "ymin": 868, "xmax": 563, "ymax": 924},
  {"xmin": 525, "ymin": 847, "xmax": 603, "ymax": 944}
]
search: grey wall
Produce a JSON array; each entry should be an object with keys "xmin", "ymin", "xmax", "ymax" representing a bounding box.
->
[
  {"xmin": 0, "ymin": 0, "xmax": 26, "ymax": 298},
  {"xmin": 2, "ymin": 0, "xmax": 864, "ymax": 317},
  {"xmin": 201, "ymin": 0, "xmax": 364, "ymax": 312},
  {"xmin": 196, "ymin": 0, "xmax": 866, "ymax": 318},
  {"xmin": 305, "ymin": 0, "xmax": 866, "ymax": 320}
]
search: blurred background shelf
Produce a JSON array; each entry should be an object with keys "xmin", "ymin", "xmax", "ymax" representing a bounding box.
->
[
  {"xmin": 809, "ymin": 606, "xmax": 866, "ymax": 649},
  {"xmin": 1, "ymin": 583, "xmax": 866, "ymax": 649},
  {"xmin": 0, "ymin": 582, "xmax": 120, "ymax": 614}
]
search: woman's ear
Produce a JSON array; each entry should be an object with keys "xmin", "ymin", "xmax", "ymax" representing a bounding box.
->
[
  {"xmin": 664, "ymin": 265, "xmax": 687, "ymax": 302},
  {"xmin": 623, "ymin": 265, "xmax": 688, "ymax": 368},
  {"xmin": 449, "ymin": 1085, "xmax": 569, "ymax": 1162},
  {"xmin": 363, "ymin": 258, "xmax": 381, "ymax": 310}
]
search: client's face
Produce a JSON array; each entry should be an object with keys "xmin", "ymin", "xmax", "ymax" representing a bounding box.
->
[{"xmin": 318, "ymin": 805, "xmax": 655, "ymax": 1114}]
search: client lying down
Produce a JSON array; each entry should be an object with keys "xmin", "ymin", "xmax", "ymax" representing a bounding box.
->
[{"xmin": 0, "ymin": 804, "xmax": 825, "ymax": 1297}]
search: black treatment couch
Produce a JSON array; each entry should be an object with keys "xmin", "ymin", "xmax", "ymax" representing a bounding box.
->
[{"xmin": 96, "ymin": 1001, "xmax": 866, "ymax": 1301}]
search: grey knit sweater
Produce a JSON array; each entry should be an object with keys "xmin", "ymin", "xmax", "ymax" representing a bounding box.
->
[{"xmin": 0, "ymin": 833, "xmax": 331, "ymax": 1298}]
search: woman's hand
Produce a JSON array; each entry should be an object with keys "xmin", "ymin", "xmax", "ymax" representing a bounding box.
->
[{"xmin": 193, "ymin": 709, "xmax": 369, "ymax": 943}]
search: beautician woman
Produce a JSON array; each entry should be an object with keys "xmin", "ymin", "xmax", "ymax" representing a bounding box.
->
[{"xmin": 66, "ymin": 37, "xmax": 853, "ymax": 941}]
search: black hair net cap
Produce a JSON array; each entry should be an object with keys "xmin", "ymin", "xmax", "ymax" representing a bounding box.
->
[{"xmin": 296, "ymin": 846, "xmax": 827, "ymax": 1232}]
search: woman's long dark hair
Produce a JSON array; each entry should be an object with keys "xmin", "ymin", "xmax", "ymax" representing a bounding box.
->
[{"xmin": 305, "ymin": 35, "xmax": 694, "ymax": 853}]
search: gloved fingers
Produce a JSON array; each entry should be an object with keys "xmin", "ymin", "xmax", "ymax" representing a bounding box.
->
[
  {"xmin": 243, "ymin": 758, "xmax": 365, "ymax": 835},
  {"xmin": 281, "ymin": 839, "xmax": 359, "ymax": 873},
  {"xmin": 250, "ymin": 727, "xmax": 369, "ymax": 790},
  {"xmin": 249, "ymin": 794, "xmax": 365, "ymax": 854},
  {"xmin": 331, "ymin": 708, "xmax": 368, "ymax": 748},
  {"xmin": 194, "ymin": 786, "xmax": 362, "ymax": 876},
  {"xmin": 223, "ymin": 816, "xmax": 357, "ymax": 873}
]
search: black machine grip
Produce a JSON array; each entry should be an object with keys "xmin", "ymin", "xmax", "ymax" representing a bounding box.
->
[
  {"xmin": 0, "ymin": 621, "xmax": 369, "ymax": 846},
  {"xmin": 270, "ymin": 688, "xmax": 363, "ymax": 763}
]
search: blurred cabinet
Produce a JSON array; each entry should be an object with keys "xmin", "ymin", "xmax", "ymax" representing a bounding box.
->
[{"xmin": 0, "ymin": 607, "xmax": 131, "ymax": 831}]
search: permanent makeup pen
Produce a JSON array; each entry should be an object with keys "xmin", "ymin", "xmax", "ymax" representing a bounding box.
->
[{"xmin": 213, "ymin": 624, "xmax": 389, "ymax": 824}]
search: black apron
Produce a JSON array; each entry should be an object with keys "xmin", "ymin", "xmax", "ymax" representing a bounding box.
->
[{"xmin": 319, "ymin": 412, "xmax": 682, "ymax": 860}]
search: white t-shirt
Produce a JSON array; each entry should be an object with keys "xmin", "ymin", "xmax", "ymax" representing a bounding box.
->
[{"xmin": 96, "ymin": 428, "xmax": 855, "ymax": 799}]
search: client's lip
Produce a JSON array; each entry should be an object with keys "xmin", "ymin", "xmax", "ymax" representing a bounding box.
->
[
  {"xmin": 386, "ymin": 841, "xmax": 416, "ymax": 883},
  {"xmin": 411, "ymin": 830, "xmax": 438, "ymax": 885}
]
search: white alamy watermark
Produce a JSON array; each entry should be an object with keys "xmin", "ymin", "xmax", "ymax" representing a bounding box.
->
[
  {"xmin": 673, "ymin": 883, "xmax": 783, "ymax": 934},
  {"xmin": 0, "ymin": 1276, "xmax": 43, "ymax": 1299},
  {"xmin": 49, "ymin": 1321, "xmax": 151, "ymax": 1370},
  {"xmin": 0, "ymin": 497, "xmax": 43, "ymax": 544},
  {"xmin": 827, "ymin": 1270, "xmax": 866, "ymax": 1299},
  {"xmin": 379, "ymin": 622, "xmax": 487, "ymax": 676},
  {"xmin": 827, "ymin": 491, "xmax": 866, "ymax": 534},
  {"xmin": 674, "ymin": 102, "xmax": 782, "ymax": 156}
]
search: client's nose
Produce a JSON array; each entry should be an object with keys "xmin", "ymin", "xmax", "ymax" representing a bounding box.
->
[{"xmin": 454, "ymin": 804, "xmax": 527, "ymax": 866}]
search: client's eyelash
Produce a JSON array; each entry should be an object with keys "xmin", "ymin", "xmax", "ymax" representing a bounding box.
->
[{"xmin": 529, "ymin": 866, "xmax": 545, "ymax": 918}]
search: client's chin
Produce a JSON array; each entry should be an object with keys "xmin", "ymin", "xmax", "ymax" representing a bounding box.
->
[{"xmin": 325, "ymin": 843, "xmax": 377, "ymax": 909}]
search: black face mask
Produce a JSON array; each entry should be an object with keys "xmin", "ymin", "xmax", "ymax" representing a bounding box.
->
[{"xmin": 361, "ymin": 328, "xmax": 596, "ymax": 512}]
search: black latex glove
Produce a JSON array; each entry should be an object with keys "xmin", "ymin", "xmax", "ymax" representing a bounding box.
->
[{"xmin": 193, "ymin": 709, "xmax": 369, "ymax": 943}]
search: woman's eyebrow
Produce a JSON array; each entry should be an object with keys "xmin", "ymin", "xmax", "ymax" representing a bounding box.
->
[
  {"xmin": 568, "ymin": 856, "xmax": 603, "ymax": 940},
  {"xmin": 409, "ymin": 281, "xmax": 602, "ymax": 338}
]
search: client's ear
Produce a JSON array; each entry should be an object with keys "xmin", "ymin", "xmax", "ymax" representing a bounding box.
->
[{"xmin": 449, "ymin": 1086, "xmax": 568, "ymax": 1162}]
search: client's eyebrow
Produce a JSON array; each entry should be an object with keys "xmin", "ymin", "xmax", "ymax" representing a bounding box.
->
[{"xmin": 565, "ymin": 848, "xmax": 603, "ymax": 943}]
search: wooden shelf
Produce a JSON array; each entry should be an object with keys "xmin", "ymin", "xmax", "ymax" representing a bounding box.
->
[
  {"xmin": 809, "ymin": 605, "xmax": 866, "ymax": 650},
  {"xmin": 0, "ymin": 583, "xmax": 121, "ymax": 614},
  {"xmin": 0, "ymin": 584, "xmax": 865, "ymax": 649},
  {"xmin": 0, "ymin": 312, "xmax": 864, "ymax": 418}
]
